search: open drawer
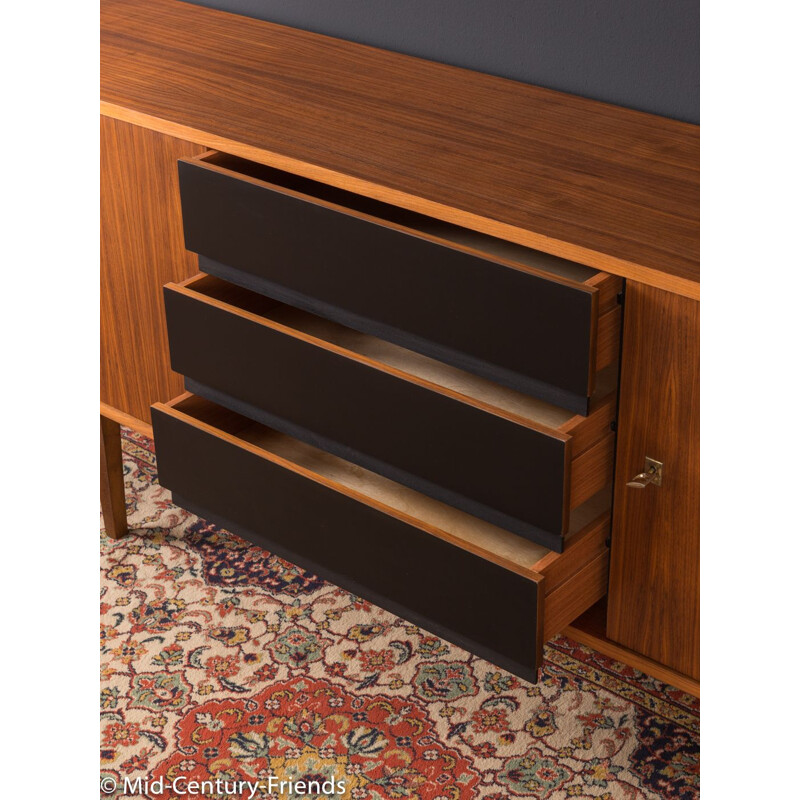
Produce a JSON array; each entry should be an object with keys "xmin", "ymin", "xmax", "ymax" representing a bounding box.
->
[
  {"xmin": 152, "ymin": 393, "xmax": 610, "ymax": 683},
  {"xmin": 178, "ymin": 151, "xmax": 622, "ymax": 414},
  {"xmin": 165, "ymin": 274, "xmax": 616, "ymax": 551}
]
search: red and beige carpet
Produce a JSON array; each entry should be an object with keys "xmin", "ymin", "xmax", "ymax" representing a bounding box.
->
[{"xmin": 101, "ymin": 428, "xmax": 699, "ymax": 799}]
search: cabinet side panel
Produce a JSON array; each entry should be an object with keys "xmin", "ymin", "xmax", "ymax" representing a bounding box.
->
[
  {"xmin": 100, "ymin": 115, "xmax": 204, "ymax": 423},
  {"xmin": 607, "ymin": 282, "xmax": 699, "ymax": 679}
]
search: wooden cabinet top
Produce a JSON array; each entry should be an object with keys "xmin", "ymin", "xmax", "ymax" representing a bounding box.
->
[{"xmin": 101, "ymin": 0, "xmax": 699, "ymax": 298}]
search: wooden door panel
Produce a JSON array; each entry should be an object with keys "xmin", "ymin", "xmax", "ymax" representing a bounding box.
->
[{"xmin": 607, "ymin": 282, "xmax": 699, "ymax": 679}]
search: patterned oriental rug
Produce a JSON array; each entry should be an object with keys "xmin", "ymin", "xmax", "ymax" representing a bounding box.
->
[{"xmin": 101, "ymin": 428, "xmax": 699, "ymax": 800}]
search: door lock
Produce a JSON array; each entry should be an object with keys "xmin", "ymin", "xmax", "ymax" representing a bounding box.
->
[{"xmin": 626, "ymin": 457, "xmax": 663, "ymax": 489}]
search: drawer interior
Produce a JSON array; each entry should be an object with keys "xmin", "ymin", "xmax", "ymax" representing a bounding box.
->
[
  {"xmin": 165, "ymin": 392, "xmax": 610, "ymax": 578},
  {"xmin": 181, "ymin": 273, "xmax": 617, "ymax": 445}
]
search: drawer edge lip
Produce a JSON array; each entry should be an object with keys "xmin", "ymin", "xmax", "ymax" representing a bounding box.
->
[
  {"xmin": 185, "ymin": 377, "xmax": 568, "ymax": 551},
  {"xmin": 171, "ymin": 492, "xmax": 544, "ymax": 681},
  {"xmin": 196, "ymin": 256, "xmax": 593, "ymax": 416},
  {"xmin": 152, "ymin": 401, "xmax": 548, "ymax": 582},
  {"xmin": 181, "ymin": 153, "xmax": 600, "ymax": 294}
]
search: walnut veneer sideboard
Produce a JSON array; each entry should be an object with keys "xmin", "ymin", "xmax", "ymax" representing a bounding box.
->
[{"xmin": 100, "ymin": 0, "xmax": 699, "ymax": 693}]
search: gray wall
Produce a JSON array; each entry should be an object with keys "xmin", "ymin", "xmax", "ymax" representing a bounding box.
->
[{"xmin": 187, "ymin": 1, "xmax": 699, "ymax": 124}]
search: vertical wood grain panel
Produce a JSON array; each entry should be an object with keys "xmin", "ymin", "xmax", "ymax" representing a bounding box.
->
[
  {"xmin": 100, "ymin": 415, "xmax": 128, "ymax": 539},
  {"xmin": 607, "ymin": 283, "xmax": 699, "ymax": 679},
  {"xmin": 100, "ymin": 115, "xmax": 204, "ymax": 423}
]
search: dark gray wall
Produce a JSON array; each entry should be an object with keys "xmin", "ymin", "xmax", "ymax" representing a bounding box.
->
[{"xmin": 187, "ymin": 0, "xmax": 698, "ymax": 124}]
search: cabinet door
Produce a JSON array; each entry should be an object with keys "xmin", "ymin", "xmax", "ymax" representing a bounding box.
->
[{"xmin": 607, "ymin": 282, "xmax": 699, "ymax": 680}]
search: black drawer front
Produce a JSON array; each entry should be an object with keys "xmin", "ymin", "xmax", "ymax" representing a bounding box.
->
[
  {"xmin": 165, "ymin": 286, "xmax": 569, "ymax": 550},
  {"xmin": 152, "ymin": 406, "xmax": 542, "ymax": 681},
  {"xmin": 178, "ymin": 159, "xmax": 597, "ymax": 414}
]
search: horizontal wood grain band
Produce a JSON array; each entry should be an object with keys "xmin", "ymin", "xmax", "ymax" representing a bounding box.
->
[
  {"xmin": 101, "ymin": 103, "xmax": 701, "ymax": 300},
  {"xmin": 95, "ymin": 111, "xmax": 699, "ymax": 299},
  {"xmin": 101, "ymin": 0, "xmax": 698, "ymax": 298}
]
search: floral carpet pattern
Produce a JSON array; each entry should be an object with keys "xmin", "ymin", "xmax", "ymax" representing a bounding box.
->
[{"xmin": 101, "ymin": 428, "xmax": 699, "ymax": 799}]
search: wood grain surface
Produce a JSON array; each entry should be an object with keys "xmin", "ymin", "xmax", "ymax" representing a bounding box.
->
[
  {"xmin": 606, "ymin": 283, "xmax": 700, "ymax": 679},
  {"xmin": 100, "ymin": 415, "xmax": 128, "ymax": 539},
  {"xmin": 543, "ymin": 553, "xmax": 609, "ymax": 641},
  {"xmin": 533, "ymin": 512, "xmax": 610, "ymax": 595},
  {"xmin": 566, "ymin": 601, "xmax": 700, "ymax": 697},
  {"xmin": 100, "ymin": 116, "xmax": 204, "ymax": 424},
  {"xmin": 100, "ymin": 401, "xmax": 154, "ymax": 439},
  {"xmin": 569, "ymin": 434, "xmax": 616, "ymax": 509},
  {"xmin": 100, "ymin": 0, "xmax": 699, "ymax": 298}
]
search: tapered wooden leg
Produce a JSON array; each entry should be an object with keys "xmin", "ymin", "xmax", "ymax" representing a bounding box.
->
[{"xmin": 100, "ymin": 415, "xmax": 128, "ymax": 539}]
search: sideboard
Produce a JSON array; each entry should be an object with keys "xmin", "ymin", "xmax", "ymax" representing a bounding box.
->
[{"xmin": 100, "ymin": 0, "xmax": 699, "ymax": 693}]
